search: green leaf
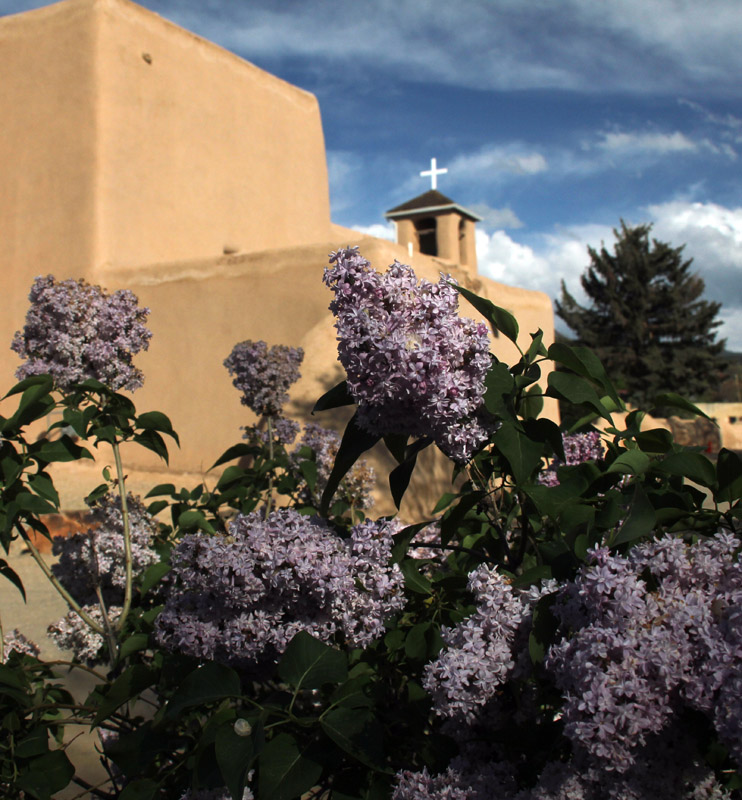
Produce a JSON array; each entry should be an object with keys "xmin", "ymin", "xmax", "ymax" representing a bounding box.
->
[
  {"xmin": 94, "ymin": 665, "xmax": 158, "ymax": 724},
  {"xmin": 546, "ymin": 372, "xmax": 612, "ymax": 422},
  {"xmin": 547, "ymin": 342, "xmax": 620, "ymax": 403},
  {"xmin": 520, "ymin": 384, "xmax": 544, "ymax": 419},
  {"xmin": 389, "ymin": 438, "xmax": 432, "ymax": 509},
  {"xmin": 528, "ymin": 594, "xmax": 559, "ymax": 665},
  {"xmin": 3, "ymin": 374, "xmax": 54, "ymax": 400},
  {"xmin": 453, "ymin": 284, "xmax": 519, "ymax": 343},
  {"xmin": 139, "ymin": 562, "xmax": 170, "ymax": 598},
  {"xmin": 216, "ymin": 465, "xmax": 247, "ymax": 489},
  {"xmin": 321, "ymin": 411, "xmax": 380, "ymax": 515},
  {"xmin": 278, "ymin": 630, "xmax": 348, "ymax": 689},
  {"xmin": 133, "ymin": 429, "xmax": 170, "ymax": 464},
  {"xmin": 137, "ymin": 411, "xmax": 180, "ymax": 444},
  {"xmin": 606, "ymin": 449, "xmax": 650, "ymax": 476},
  {"xmin": 404, "ymin": 622, "xmax": 431, "ymax": 660},
  {"xmin": 85, "ymin": 482, "xmax": 110, "ymax": 506},
  {"xmin": 299, "ymin": 459, "xmax": 318, "ymax": 492},
  {"xmin": 258, "ymin": 733, "xmax": 322, "ymax": 800},
  {"xmin": 0, "ymin": 559, "xmax": 26, "ymax": 601},
  {"xmin": 383, "ymin": 434, "xmax": 409, "ymax": 465},
  {"xmin": 494, "ymin": 421, "xmax": 544, "ymax": 484},
  {"xmin": 216, "ymin": 719, "xmax": 263, "ymax": 800},
  {"xmin": 635, "ymin": 428, "xmax": 674, "ymax": 454},
  {"xmin": 391, "ymin": 521, "xmax": 430, "ymax": 563},
  {"xmin": 715, "ymin": 448, "xmax": 742, "ymax": 504},
  {"xmin": 658, "ymin": 451, "xmax": 717, "ymax": 488},
  {"xmin": 313, "ymin": 380, "xmax": 354, "ymax": 413},
  {"xmin": 650, "ymin": 393, "xmax": 711, "ymax": 420},
  {"xmin": 177, "ymin": 509, "xmax": 216, "ymax": 534},
  {"xmin": 118, "ymin": 633, "xmax": 150, "ymax": 661},
  {"xmin": 165, "ymin": 662, "xmax": 240, "ymax": 719},
  {"xmin": 33, "ymin": 436, "xmax": 92, "ymax": 464},
  {"xmin": 211, "ymin": 443, "xmax": 258, "ymax": 469},
  {"xmin": 483, "ymin": 361, "xmax": 515, "ymax": 418},
  {"xmin": 611, "ymin": 483, "xmax": 657, "ymax": 546},
  {"xmin": 145, "ymin": 483, "xmax": 176, "ymax": 498},
  {"xmin": 15, "ymin": 750, "xmax": 74, "ymax": 798},
  {"xmin": 432, "ymin": 493, "xmax": 457, "ymax": 514},
  {"xmin": 321, "ymin": 707, "xmax": 387, "ymax": 770},
  {"xmin": 400, "ymin": 559, "xmax": 433, "ymax": 594}
]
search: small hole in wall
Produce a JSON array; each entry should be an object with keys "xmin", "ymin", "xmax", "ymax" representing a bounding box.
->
[{"xmin": 142, "ymin": 53, "xmax": 153, "ymax": 64}]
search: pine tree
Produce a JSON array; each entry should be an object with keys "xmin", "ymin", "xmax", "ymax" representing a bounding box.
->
[{"xmin": 556, "ymin": 221, "xmax": 727, "ymax": 407}]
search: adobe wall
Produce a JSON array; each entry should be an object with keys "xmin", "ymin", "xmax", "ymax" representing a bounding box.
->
[
  {"xmin": 0, "ymin": 0, "xmax": 332, "ymax": 392},
  {"xmin": 0, "ymin": 0, "xmax": 99, "ymax": 300},
  {"xmin": 93, "ymin": 0, "xmax": 331, "ymax": 270}
]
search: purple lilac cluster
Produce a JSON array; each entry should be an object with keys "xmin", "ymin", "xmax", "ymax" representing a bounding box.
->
[
  {"xmin": 323, "ymin": 248, "xmax": 492, "ymax": 463},
  {"xmin": 1, "ymin": 629, "xmax": 40, "ymax": 662},
  {"xmin": 292, "ymin": 422, "xmax": 375, "ymax": 510},
  {"xmin": 11, "ymin": 275, "xmax": 151, "ymax": 391},
  {"xmin": 538, "ymin": 431, "xmax": 604, "ymax": 487},
  {"xmin": 51, "ymin": 493, "xmax": 159, "ymax": 606},
  {"xmin": 224, "ymin": 340, "xmax": 304, "ymax": 417},
  {"xmin": 243, "ymin": 416, "xmax": 301, "ymax": 447},
  {"xmin": 48, "ymin": 605, "xmax": 121, "ymax": 664},
  {"xmin": 546, "ymin": 533, "xmax": 742, "ymax": 770},
  {"xmin": 394, "ymin": 722, "xmax": 732, "ymax": 799},
  {"xmin": 155, "ymin": 509, "xmax": 404, "ymax": 669},
  {"xmin": 422, "ymin": 565, "xmax": 533, "ymax": 722}
]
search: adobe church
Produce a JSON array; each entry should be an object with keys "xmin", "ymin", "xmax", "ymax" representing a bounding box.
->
[{"xmin": 0, "ymin": 0, "xmax": 556, "ymax": 515}]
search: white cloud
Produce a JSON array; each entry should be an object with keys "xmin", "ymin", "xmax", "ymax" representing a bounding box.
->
[
  {"xmin": 144, "ymin": 0, "xmax": 742, "ymax": 96},
  {"xmin": 596, "ymin": 131, "xmax": 698, "ymax": 155},
  {"xmin": 469, "ymin": 204, "xmax": 523, "ymax": 230},
  {"xmin": 477, "ymin": 205, "xmax": 742, "ymax": 350},
  {"xmin": 448, "ymin": 146, "xmax": 548, "ymax": 182},
  {"xmin": 351, "ymin": 223, "xmax": 395, "ymax": 241}
]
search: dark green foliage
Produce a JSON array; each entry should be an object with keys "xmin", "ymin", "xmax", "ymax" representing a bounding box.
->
[{"xmin": 556, "ymin": 221, "xmax": 728, "ymax": 407}]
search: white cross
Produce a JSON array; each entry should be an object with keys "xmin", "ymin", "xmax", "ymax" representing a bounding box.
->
[{"xmin": 420, "ymin": 157, "xmax": 448, "ymax": 190}]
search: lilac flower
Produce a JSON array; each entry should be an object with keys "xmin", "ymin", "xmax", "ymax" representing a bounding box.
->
[
  {"xmin": 51, "ymin": 492, "xmax": 159, "ymax": 606},
  {"xmin": 323, "ymin": 248, "xmax": 493, "ymax": 463},
  {"xmin": 11, "ymin": 275, "xmax": 151, "ymax": 391},
  {"xmin": 243, "ymin": 416, "xmax": 301, "ymax": 447},
  {"xmin": 1, "ymin": 629, "xmax": 40, "ymax": 662},
  {"xmin": 538, "ymin": 431, "xmax": 604, "ymax": 487},
  {"xmin": 155, "ymin": 509, "xmax": 405, "ymax": 670},
  {"xmin": 546, "ymin": 533, "xmax": 742, "ymax": 770},
  {"xmin": 224, "ymin": 340, "xmax": 304, "ymax": 417},
  {"xmin": 292, "ymin": 422, "xmax": 375, "ymax": 510},
  {"xmin": 48, "ymin": 605, "xmax": 121, "ymax": 664},
  {"xmin": 422, "ymin": 565, "xmax": 531, "ymax": 722}
]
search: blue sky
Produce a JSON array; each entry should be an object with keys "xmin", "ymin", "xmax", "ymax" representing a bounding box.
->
[{"xmin": 4, "ymin": 0, "xmax": 742, "ymax": 348}]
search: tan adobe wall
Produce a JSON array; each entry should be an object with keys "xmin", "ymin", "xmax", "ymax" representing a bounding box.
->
[
  {"xmin": 0, "ymin": 0, "xmax": 331, "ymax": 364},
  {"xmin": 93, "ymin": 0, "xmax": 331, "ymax": 270},
  {"xmin": 0, "ymin": 0, "xmax": 99, "ymax": 299}
]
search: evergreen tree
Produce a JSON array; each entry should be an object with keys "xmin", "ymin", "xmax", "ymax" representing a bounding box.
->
[{"xmin": 556, "ymin": 221, "xmax": 727, "ymax": 407}]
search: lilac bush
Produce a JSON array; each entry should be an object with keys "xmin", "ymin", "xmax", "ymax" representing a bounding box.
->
[
  {"xmin": 155, "ymin": 509, "xmax": 404, "ymax": 669},
  {"xmin": 11, "ymin": 275, "xmax": 151, "ymax": 391},
  {"xmin": 48, "ymin": 605, "xmax": 122, "ymax": 664},
  {"xmin": 538, "ymin": 431, "xmax": 604, "ymax": 487},
  {"xmin": 224, "ymin": 339, "xmax": 304, "ymax": 417},
  {"xmin": 51, "ymin": 492, "xmax": 159, "ymax": 607},
  {"xmin": 292, "ymin": 421, "xmax": 375, "ymax": 510},
  {"xmin": 546, "ymin": 533, "xmax": 742, "ymax": 769},
  {"xmin": 1, "ymin": 629, "xmax": 40, "ymax": 662},
  {"xmin": 422, "ymin": 565, "xmax": 531, "ymax": 722},
  {"xmin": 323, "ymin": 247, "xmax": 492, "ymax": 462}
]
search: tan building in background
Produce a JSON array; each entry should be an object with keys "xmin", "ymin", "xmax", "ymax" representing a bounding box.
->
[{"xmin": 0, "ymin": 0, "xmax": 558, "ymax": 517}]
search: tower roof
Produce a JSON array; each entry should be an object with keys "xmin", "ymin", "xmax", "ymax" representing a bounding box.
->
[{"xmin": 384, "ymin": 190, "xmax": 482, "ymax": 222}]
